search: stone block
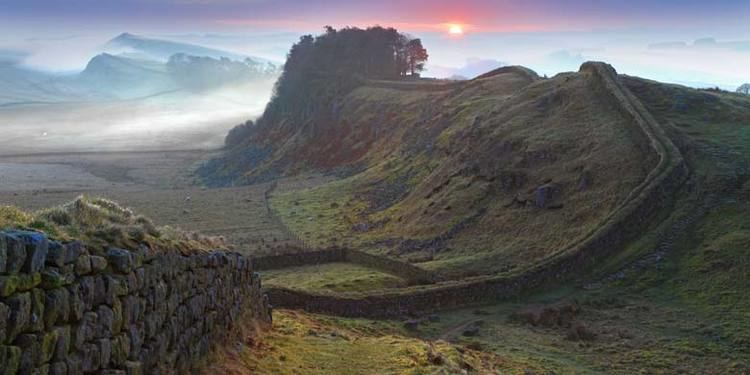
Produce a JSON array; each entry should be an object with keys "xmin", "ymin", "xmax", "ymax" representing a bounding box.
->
[
  {"xmin": 30, "ymin": 364, "xmax": 49, "ymax": 375},
  {"xmin": 81, "ymin": 342, "xmax": 101, "ymax": 372},
  {"xmin": 65, "ymin": 353, "xmax": 83, "ymax": 375},
  {"xmin": 48, "ymin": 361, "xmax": 67, "ymax": 375},
  {"xmin": 127, "ymin": 324, "xmax": 143, "ymax": 360},
  {"xmin": 0, "ymin": 345, "xmax": 22, "ymax": 374},
  {"xmin": 44, "ymin": 288, "xmax": 69, "ymax": 329},
  {"xmin": 98, "ymin": 338, "xmax": 112, "ymax": 368},
  {"xmin": 40, "ymin": 330, "xmax": 58, "ymax": 363},
  {"xmin": 11, "ymin": 231, "xmax": 49, "ymax": 273},
  {"xmin": 62, "ymin": 241, "xmax": 83, "ymax": 265},
  {"xmin": 14, "ymin": 333, "xmax": 40, "ymax": 372},
  {"xmin": 0, "ymin": 302, "xmax": 8, "ymax": 343},
  {"xmin": 51, "ymin": 326, "xmax": 70, "ymax": 362},
  {"xmin": 111, "ymin": 333, "xmax": 130, "ymax": 367},
  {"xmin": 0, "ymin": 235, "xmax": 6, "ymax": 274},
  {"xmin": 90, "ymin": 256, "xmax": 107, "ymax": 273},
  {"xmin": 65, "ymin": 284, "xmax": 84, "ymax": 323},
  {"xmin": 123, "ymin": 361, "xmax": 142, "ymax": 375},
  {"xmin": 107, "ymin": 248, "xmax": 133, "ymax": 274},
  {"xmin": 72, "ymin": 312, "xmax": 97, "ymax": 350},
  {"xmin": 74, "ymin": 255, "xmax": 91, "ymax": 276},
  {"xmin": 29, "ymin": 288, "xmax": 46, "ymax": 332},
  {"xmin": 106, "ymin": 275, "xmax": 128, "ymax": 298},
  {"xmin": 5, "ymin": 234, "xmax": 25, "ymax": 274},
  {"xmin": 16, "ymin": 272, "xmax": 42, "ymax": 292},
  {"xmin": 45, "ymin": 242, "xmax": 66, "ymax": 268},
  {"xmin": 0, "ymin": 275, "xmax": 18, "ymax": 297},
  {"xmin": 97, "ymin": 305, "xmax": 115, "ymax": 338},
  {"xmin": 64, "ymin": 353, "xmax": 82, "ymax": 375},
  {"xmin": 41, "ymin": 269, "xmax": 66, "ymax": 290},
  {"xmin": 7, "ymin": 292, "xmax": 31, "ymax": 340}
]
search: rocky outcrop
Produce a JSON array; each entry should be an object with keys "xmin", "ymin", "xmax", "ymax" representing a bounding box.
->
[{"xmin": 0, "ymin": 230, "xmax": 270, "ymax": 374}]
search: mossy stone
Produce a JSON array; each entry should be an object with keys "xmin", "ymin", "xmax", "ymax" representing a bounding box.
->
[
  {"xmin": 41, "ymin": 269, "xmax": 66, "ymax": 290},
  {"xmin": 41, "ymin": 330, "xmax": 58, "ymax": 363},
  {"xmin": 16, "ymin": 273, "xmax": 42, "ymax": 292},
  {"xmin": 0, "ymin": 345, "xmax": 22, "ymax": 375},
  {"xmin": 0, "ymin": 275, "xmax": 19, "ymax": 297}
]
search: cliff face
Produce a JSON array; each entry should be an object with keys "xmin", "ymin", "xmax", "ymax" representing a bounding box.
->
[{"xmin": 0, "ymin": 230, "xmax": 271, "ymax": 374}]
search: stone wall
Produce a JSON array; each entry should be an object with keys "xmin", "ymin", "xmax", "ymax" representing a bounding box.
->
[
  {"xmin": 252, "ymin": 248, "xmax": 435, "ymax": 285},
  {"xmin": 0, "ymin": 230, "xmax": 271, "ymax": 374}
]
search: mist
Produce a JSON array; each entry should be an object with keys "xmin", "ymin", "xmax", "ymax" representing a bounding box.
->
[{"xmin": 0, "ymin": 82, "xmax": 274, "ymax": 156}]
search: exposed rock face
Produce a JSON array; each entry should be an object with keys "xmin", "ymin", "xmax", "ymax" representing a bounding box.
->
[{"xmin": 0, "ymin": 230, "xmax": 271, "ymax": 374}]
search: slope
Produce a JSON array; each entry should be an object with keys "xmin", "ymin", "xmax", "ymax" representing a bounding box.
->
[{"xmin": 207, "ymin": 63, "xmax": 665, "ymax": 279}]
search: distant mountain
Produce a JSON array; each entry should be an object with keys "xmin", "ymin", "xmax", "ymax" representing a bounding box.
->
[
  {"xmin": 106, "ymin": 33, "xmax": 278, "ymax": 67},
  {"xmin": 0, "ymin": 63, "xmax": 100, "ymax": 106},
  {"xmin": 77, "ymin": 53, "xmax": 178, "ymax": 99},
  {"xmin": 0, "ymin": 32, "xmax": 280, "ymax": 106}
]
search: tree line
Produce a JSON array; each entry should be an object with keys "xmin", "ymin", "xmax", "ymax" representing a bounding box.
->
[{"xmin": 258, "ymin": 26, "xmax": 429, "ymax": 127}]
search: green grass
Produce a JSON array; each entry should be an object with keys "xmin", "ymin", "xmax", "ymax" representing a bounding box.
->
[
  {"xmin": 207, "ymin": 309, "xmax": 542, "ymax": 375},
  {"xmin": 262, "ymin": 262, "xmax": 407, "ymax": 294}
]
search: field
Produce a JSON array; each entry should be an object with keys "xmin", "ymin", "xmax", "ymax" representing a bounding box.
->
[
  {"xmin": 261, "ymin": 263, "xmax": 407, "ymax": 294},
  {"xmin": 0, "ymin": 150, "xmax": 303, "ymax": 255}
]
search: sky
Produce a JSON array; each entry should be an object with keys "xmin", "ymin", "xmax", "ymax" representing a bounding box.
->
[{"xmin": 1, "ymin": 0, "xmax": 749, "ymax": 88}]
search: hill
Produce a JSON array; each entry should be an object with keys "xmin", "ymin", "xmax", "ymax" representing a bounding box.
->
[
  {"xmin": 0, "ymin": 33, "xmax": 281, "ymax": 106},
  {"xmin": 106, "ymin": 32, "xmax": 270, "ymax": 65},
  {"xmin": 201, "ymin": 60, "xmax": 666, "ymax": 279},
  {"xmin": 197, "ymin": 29, "xmax": 750, "ymax": 372}
]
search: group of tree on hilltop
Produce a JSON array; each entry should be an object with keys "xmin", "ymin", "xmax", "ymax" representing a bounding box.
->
[{"xmin": 259, "ymin": 26, "xmax": 429, "ymax": 126}]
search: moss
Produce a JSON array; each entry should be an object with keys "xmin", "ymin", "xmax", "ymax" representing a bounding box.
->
[{"xmin": 0, "ymin": 276, "xmax": 19, "ymax": 297}]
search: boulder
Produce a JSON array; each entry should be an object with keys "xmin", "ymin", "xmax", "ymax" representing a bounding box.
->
[
  {"xmin": 534, "ymin": 182, "xmax": 561, "ymax": 208},
  {"xmin": 107, "ymin": 248, "xmax": 134, "ymax": 274}
]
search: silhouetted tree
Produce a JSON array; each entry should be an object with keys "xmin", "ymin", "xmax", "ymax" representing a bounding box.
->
[
  {"xmin": 404, "ymin": 39, "xmax": 428, "ymax": 76},
  {"xmin": 737, "ymin": 83, "xmax": 750, "ymax": 95},
  {"xmin": 260, "ymin": 26, "xmax": 429, "ymax": 126}
]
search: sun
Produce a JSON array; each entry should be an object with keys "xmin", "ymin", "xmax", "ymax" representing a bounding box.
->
[{"xmin": 448, "ymin": 24, "xmax": 464, "ymax": 35}]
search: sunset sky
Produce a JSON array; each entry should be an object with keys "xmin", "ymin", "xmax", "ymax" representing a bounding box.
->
[{"xmin": 2, "ymin": 0, "xmax": 749, "ymax": 88}]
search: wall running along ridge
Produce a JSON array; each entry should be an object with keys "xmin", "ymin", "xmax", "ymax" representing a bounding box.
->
[
  {"xmin": 0, "ymin": 230, "xmax": 271, "ymax": 374},
  {"xmin": 263, "ymin": 62, "xmax": 689, "ymax": 317}
]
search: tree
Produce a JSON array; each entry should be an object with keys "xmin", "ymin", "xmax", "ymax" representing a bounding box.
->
[
  {"xmin": 404, "ymin": 38, "xmax": 429, "ymax": 76},
  {"xmin": 737, "ymin": 83, "xmax": 750, "ymax": 95}
]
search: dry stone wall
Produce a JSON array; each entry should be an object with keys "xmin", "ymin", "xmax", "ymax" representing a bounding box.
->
[
  {"xmin": 252, "ymin": 247, "xmax": 435, "ymax": 285},
  {"xmin": 0, "ymin": 230, "xmax": 271, "ymax": 374}
]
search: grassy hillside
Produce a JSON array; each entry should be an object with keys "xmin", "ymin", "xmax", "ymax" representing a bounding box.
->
[{"xmin": 247, "ymin": 66, "xmax": 656, "ymax": 278}]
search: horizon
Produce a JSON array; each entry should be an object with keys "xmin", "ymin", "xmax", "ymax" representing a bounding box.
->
[{"xmin": 1, "ymin": 1, "xmax": 749, "ymax": 89}]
